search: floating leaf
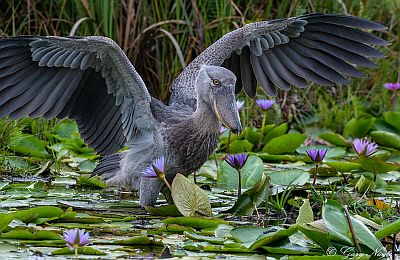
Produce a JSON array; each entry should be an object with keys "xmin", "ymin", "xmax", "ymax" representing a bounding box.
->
[
  {"xmin": 375, "ymin": 219, "xmax": 400, "ymax": 239},
  {"xmin": 264, "ymin": 123, "xmax": 288, "ymax": 142},
  {"xmin": 326, "ymin": 161, "xmax": 361, "ymax": 173},
  {"xmin": 145, "ymin": 204, "xmax": 182, "ymax": 217},
  {"xmin": 52, "ymin": 246, "xmax": 106, "ymax": 255},
  {"xmin": 355, "ymin": 175, "xmax": 375, "ymax": 193},
  {"xmin": 0, "ymin": 214, "xmax": 13, "ymax": 233},
  {"xmin": 183, "ymin": 231, "xmax": 226, "ymax": 244},
  {"xmin": 383, "ymin": 111, "xmax": 400, "ymax": 131},
  {"xmin": 296, "ymin": 199, "xmax": 314, "ymax": 224},
  {"xmin": 268, "ymin": 169, "xmax": 309, "ymax": 187},
  {"xmin": 249, "ymin": 225, "xmax": 299, "ymax": 250},
  {"xmin": 171, "ymin": 173, "xmax": 212, "ymax": 217},
  {"xmin": 370, "ymin": 131, "xmax": 400, "ymax": 149},
  {"xmin": 262, "ymin": 133, "xmax": 306, "ymax": 154},
  {"xmin": 113, "ymin": 235, "xmax": 163, "ymax": 246},
  {"xmin": 231, "ymin": 226, "xmax": 268, "ymax": 247},
  {"xmin": 225, "ymin": 174, "xmax": 270, "ymax": 216},
  {"xmin": 14, "ymin": 206, "xmax": 64, "ymax": 223},
  {"xmin": 322, "ymin": 200, "xmax": 386, "ymax": 255},
  {"xmin": 77, "ymin": 176, "xmax": 107, "ymax": 189},
  {"xmin": 228, "ymin": 139, "xmax": 253, "ymax": 153},
  {"xmin": 354, "ymin": 157, "xmax": 399, "ymax": 174},
  {"xmin": 0, "ymin": 230, "xmax": 61, "ymax": 240},
  {"xmin": 343, "ymin": 118, "xmax": 375, "ymax": 138},
  {"xmin": 319, "ymin": 132, "xmax": 349, "ymax": 147},
  {"xmin": 159, "ymin": 224, "xmax": 196, "ymax": 233},
  {"xmin": 163, "ymin": 217, "xmax": 227, "ymax": 229}
]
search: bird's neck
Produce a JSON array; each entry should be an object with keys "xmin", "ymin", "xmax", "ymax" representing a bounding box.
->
[{"xmin": 192, "ymin": 98, "xmax": 220, "ymax": 132}]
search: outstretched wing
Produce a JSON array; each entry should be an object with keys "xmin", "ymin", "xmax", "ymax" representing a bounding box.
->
[
  {"xmin": 170, "ymin": 13, "xmax": 388, "ymax": 103},
  {"xmin": 0, "ymin": 36, "xmax": 156, "ymax": 155}
]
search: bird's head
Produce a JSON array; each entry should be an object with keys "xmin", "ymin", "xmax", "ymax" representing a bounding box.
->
[{"xmin": 196, "ymin": 65, "xmax": 242, "ymax": 135}]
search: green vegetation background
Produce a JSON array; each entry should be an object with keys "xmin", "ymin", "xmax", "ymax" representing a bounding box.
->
[{"xmin": 0, "ymin": 0, "xmax": 398, "ymax": 161}]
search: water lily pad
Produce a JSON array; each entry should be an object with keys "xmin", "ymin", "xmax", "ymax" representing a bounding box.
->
[
  {"xmin": 343, "ymin": 118, "xmax": 375, "ymax": 138},
  {"xmin": 325, "ymin": 161, "xmax": 361, "ymax": 173},
  {"xmin": 51, "ymin": 246, "xmax": 107, "ymax": 255},
  {"xmin": 296, "ymin": 199, "xmax": 313, "ymax": 224},
  {"xmin": 0, "ymin": 229, "xmax": 61, "ymax": 240},
  {"xmin": 249, "ymin": 225, "xmax": 299, "ymax": 250},
  {"xmin": 171, "ymin": 173, "xmax": 212, "ymax": 217},
  {"xmin": 370, "ymin": 131, "xmax": 400, "ymax": 149},
  {"xmin": 0, "ymin": 214, "xmax": 13, "ymax": 233},
  {"xmin": 77, "ymin": 176, "xmax": 107, "ymax": 189},
  {"xmin": 264, "ymin": 123, "xmax": 288, "ymax": 142},
  {"xmin": 354, "ymin": 157, "xmax": 399, "ymax": 174},
  {"xmin": 383, "ymin": 111, "xmax": 400, "ymax": 131},
  {"xmin": 8, "ymin": 134, "xmax": 50, "ymax": 158},
  {"xmin": 319, "ymin": 132, "xmax": 349, "ymax": 147},
  {"xmin": 163, "ymin": 217, "xmax": 227, "ymax": 229},
  {"xmin": 183, "ymin": 231, "xmax": 226, "ymax": 244},
  {"xmin": 262, "ymin": 133, "xmax": 306, "ymax": 155},
  {"xmin": 268, "ymin": 169, "xmax": 309, "ymax": 187},
  {"xmin": 145, "ymin": 204, "xmax": 182, "ymax": 217}
]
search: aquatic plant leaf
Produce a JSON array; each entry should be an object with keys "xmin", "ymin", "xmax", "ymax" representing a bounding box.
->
[
  {"xmin": 370, "ymin": 131, "xmax": 400, "ymax": 149},
  {"xmin": 51, "ymin": 120, "xmax": 79, "ymax": 139},
  {"xmin": 77, "ymin": 176, "xmax": 107, "ymax": 189},
  {"xmin": 14, "ymin": 206, "xmax": 64, "ymax": 223},
  {"xmin": 228, "ymin": 139, "xmax": 253, "ymax": 153},
  {"xmin": 296, "ymin": 199, "xmax": 314, "ymax": 224},
  {"xmin": 8, "ymin": 134, "xmax": 50, "ymax": 158},
  {"xmin": 326, "ymin": 161, "xmax": 361, "ymax": 173},
  {"xmin": 375, "ymin": 219, "xmax": 400, "ymax": 240},
  {"xmin": 159, "ymin": 224, "xmax": 196, "ymax": 233},
  {"xmin": 51, "ymin": 246, "xmax": 106, "ymax": 255},
  {"xmin": 183, "ymin": 231, "xmax": 226, "ymax": 244},
  {"xmin": 171, "ymin": 173, "xmax": 212, "ymax": 217},
  {"xmin": 163, "ymin": 217, "xmax": 227, "ymax": 229},
  {"xmin": 231, "ymin": 226, "xmax": 268, "ymax": 246},
  {"xmin": 354, "ymin": 157, "xmax": 399, "ymax": 174},
  {"xmin": 268, "ymin": 169, "xmax": 309, "ymax": 187},
  {"xmin": 225, "ymin": 174, "xmax": 270, "ymax": 216},
  {"xmin": 145, "ymin": 204, "xmax": 182, "ymax": 217},
  {"xmin": 355, "ymin": 175, "xmax": 375, "ymax": 193},
  {"xmin": 113, "ymin": 235, "xmax": 163, "ymax": 246},
  {"xmin": 263, "ymin": 123, "xmax": 288, "ymax": 142},
  {"xmin": 297, "ymin": 223, "xmax": 330, "ymax": 251},
  {"xmin": 343, "ymin": 118, "xmax": 375, "ymax": 138},
  {"xmin": 200, "ymin": 224, "xmax": 234, "ymax": 238},
  {"xmin": 383, "ymin": 111, "xmax": 400, "ymax": 131},
  {"xmin": 262, "ymin": 133, "xmax": 306, "ymax": 154},
  {"xmin": 0, "ymin": 230, "xmax": 61, "ymax": 240},
  {"xmin": 0, "ymin": 214, "xmax": 13, "ymax": 233},
  {"xmin": 249, "ymin": 225, "xmax": 299, "ymax": 250},
  {"xmin": 319, "ymin": 132, "xmax": 350, "ymax": 147},
  {"xmin": 322, "ymin": 200, "xmax": 386, "ymax": 255}
]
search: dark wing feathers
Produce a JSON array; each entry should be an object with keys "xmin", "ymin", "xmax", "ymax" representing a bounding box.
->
[
  {"xmin": 171, "ymin": 13, "xmax": 387, "ymax": 102},
  {"xmin": 0, "ymin": 36, "xmax": 153, "ymax": 155}
]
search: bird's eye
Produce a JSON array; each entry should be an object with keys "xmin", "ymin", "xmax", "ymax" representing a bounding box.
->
[{"xmin": 212, "ymin": 79, "xmax": 220, "ymax": 85}]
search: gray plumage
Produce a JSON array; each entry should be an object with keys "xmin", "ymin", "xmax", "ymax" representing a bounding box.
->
[{"xmin": 0, "ymin": 13, "xmax": 388, "ymax": 206}]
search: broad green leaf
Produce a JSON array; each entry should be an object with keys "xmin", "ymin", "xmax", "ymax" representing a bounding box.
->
[
  {"xmin": 163, "ymin": 217, "xmax": 227, "ymax": 229},
  {"xmin": 51, "ymin": 120, "xmax": 79, "ymax": 139},
  {"xmin": 228, "ymin": 139, "xmax": 253, "ymax": 153},
  {"xmin": 200, "ymin": 224, "xmax": 234, "ymax": 238},
  {"xmin": 355, "ymin": 175, "xmax": 375, "ymax": 193},
  {"xmin": 144, "ymin": 204, "xmax": 182, "ymax": 217},
  {"xmin": 183, "ymin": 231, "xmax": 226, "ymax": 244},
  {"xmin": 171, "ymin": 173, "xmax": 212, "ymax": 217},
  {"xmin": 159, "ymin": 224, "xmax": 196, "ymax": 233},
  {"xmin": 262, "ymin": 133, "xmax": 306, "ymax": 154},
  {"xmin": 0, "ymin": 214, "xmax": 13, "ymax": 233},
  {"xmin": 240, "ymin": 127, "xmax": 261, "ymax": 145},
  {"xmin": 296, "ymin": 199, "xmax": 314, "ymax": 224},
  {"xmin": 383, "ymin": 111, "xmax": 400, "ymax": 131},
  {"xmin": 370, "ymin": 131, "xmax": 400, "ymax": 149},
  {"xmin": 14, "ymin": 206, "xmax": 64, "ymax": 223},
  {"xmin": 231, "ymin": 226, "xmax": 268, "ymax": 245},
  {"xmin": 319, "ymin": 132, "xmax": 350, "ymax": 147},
  {"xmin": 264, "ymin": 123, "xmax": 288, "ymax": 142},
  {"xmin": 8, "ymin": 134, "xmax": 50, "ymax": 158},
  {"xmin": 326, "ymin": 161, "xmax": 361, "ymax": 173},
  {"xmin": 217, "ymin": 156, "xmax": 263, "ymax": 189},
  {"xmin": 257, "ymin": 153, "xmax": 299, "ymax": 162},
  {"xmin": 52, "ymin": 246, "xmax": 106, "ymax": 255},
  {"xmin": 77, "ymin": 176, "xmax": 107, "ymax": 189},
  {"xmin": 375, "ymin": 218, "xmax": 400, "ymax": 239},
  {"xmin": 374, "ymin": 118, "xmax": 400, "ymax": 135},
  {"xmin": 343, "ymin": 118, "xmax": 375, "ymax": 138},
  {"xmin": 113, "ymin": 235, "xmax": 163, "ymax": 246},
  {"xmin": 354, "ymin": 157, "xmax": 399, "ymax": 174},
  {"xmin": 322, "ymin": 200, "xmax": 386, "ymax": 255},
  {"xmin": 225, "ymin": 174, "xmax": 270, "ymax": 216},
  {"xmin": 0, "ymin": 230, "xmax": 61, "ymax": 240},
  {"xmin": 297, "ymin": 223, "xmax": 330, "ymax": 251},
  {"xmin": 249, "ymin": 225, "xmax": 299, "ymax": 250},
  {"xmin": 268, "ymin": 169, "xmax": 309, "ymax": 187}
]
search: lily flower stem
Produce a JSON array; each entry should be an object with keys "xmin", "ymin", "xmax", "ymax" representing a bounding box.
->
[
  {"xmin": 161, "ymin": 176, "xmax": 172, "ymax": 191},
  {"xmin": 237, "ymin": 169, "xmax": 242, "ymax": 198},
  {"xmin": 227, "ymin": 131, "xmax": 232, "ymax": 153},
  {"xmin": 344, "ymin": 205, "xmax": 361, "ymax": 253},
  {"xmin": 257, "ymin": 111, "xmax": 267, "ymax": 150},
  {"xmin": 74, "ymin": 248, "xmax": 79, "ymax": 260},
  {"xmin": 391, "ymin": 92, "xmax": 397, "ymax": 111},
  {"xmin": 313, "ymin": 164, "xmax": 318, "ymax": 186}
]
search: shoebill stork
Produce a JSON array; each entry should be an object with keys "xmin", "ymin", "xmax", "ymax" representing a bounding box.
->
[{"xmin": 0, "ymin": 13, "xmax": 388, "ymax": 206}]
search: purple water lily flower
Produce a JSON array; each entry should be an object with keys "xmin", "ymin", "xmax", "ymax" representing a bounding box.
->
[
  {"xmin": 220, "ymin": 125, "xmax": 228, "ymax": 134},
  {"xmin": 225, "ymin": 153, "xmax": 248, "ymax": 170},
  {"xmin": 306, "ymin": 149, "xmax": 328, "ymax": 164},
  {"xmin": 143, "ymin": 156, "xmax": 165, "ymax": 178},
  {"xmin": 384, "ymin": 82, "xmax": 400, "ymax": 91},
  {"xmin": 63, "ymin": 228, "xmax": 90, "ymax": 251},
  {"xmin": 353, "ymin": 138, "xmax": 379, "ymax": 157},
  {"xmin": 256, "ymin": 99, "xmax": 275, "ymax": 111},
  {"xmin": 236, "ymin": 100, "xmax": 244, "ymax": 110}
]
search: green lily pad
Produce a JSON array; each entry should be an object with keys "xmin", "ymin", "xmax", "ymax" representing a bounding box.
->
[
  {"xmin": 262, "ymin": 133, "xmax": 307, "ymax": 155},
  {"xmin": 319, "ymin": 132, "xmax": 350, "ymax": 147},
  {"xmin": 326, "ymin": 161, "xmax": 361, "ymax": 173},
  {"xmin": 8, "ymin": 134, "xmax": 50, "ymax": 158},
  {"xmin": 171, "ymin": 173, "xmax": 212, "ymax": 217},
  {"xmin": 0, "ymin": 214, "xmax": 13, "ymax": 233},
  {"xmin": 370, "ymin": 131, "xmax": 400, "ymax": 149},
  {"xmin": 354, "ymin": 157, "xmax": 399, "ymax": 174},
  {"xmin": 383, "ymin": 111, "xmax": 400, "ymax": 131},
  {"xmin": 51, "ymin": 246, "xmax": 107, "ymax": 255},
  {"xmin": 296, "ymin": 199, "xmax": 314, "ymax": 224},
  {"xmin": 144, "ymin": 204, "xmax": 182, "ymax": 217},
  {"xmin": 163, "ymin": 217, "xmax": 227, "ymax": 229},
  {"xmin": 183, "ymin": 231, "xmax": 226, "ymax": 244},
  {"xmin": 343, "ymin": 118, "xmax": 375, "ymax": 138},
  {"xmin": 77, "ymin": 176, "xmax": 107, "ymax": 189}
]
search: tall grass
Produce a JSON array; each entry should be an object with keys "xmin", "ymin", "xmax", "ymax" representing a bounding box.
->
[{"xmin": 0, "ymin": 0, "xmax": 398, "ymax": 134}]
